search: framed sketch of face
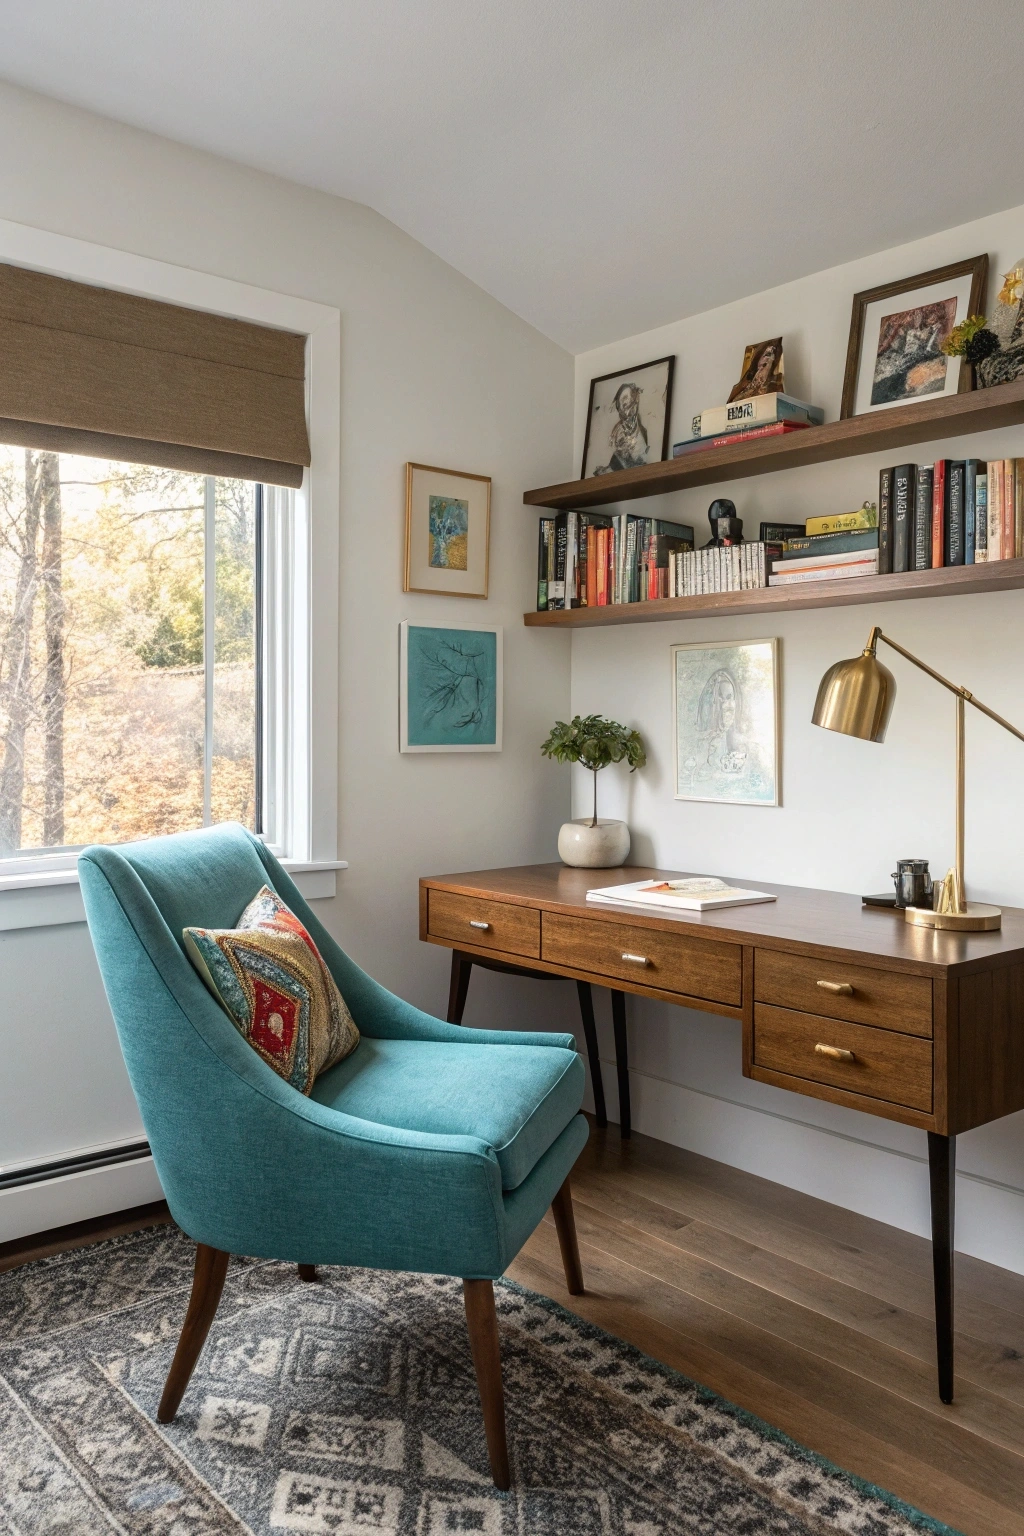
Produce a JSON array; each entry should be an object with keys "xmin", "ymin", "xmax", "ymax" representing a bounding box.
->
[
  {"xmin": 840, "ymin": 256, "xmax": 989, "ymax": 419},
  {"xmin": 581, "ymin": 356, "xmax": 675, "ymax": 479},
  {"xmin": 672, "ymin": 638, "xmax": 780, "ymax": 806}
]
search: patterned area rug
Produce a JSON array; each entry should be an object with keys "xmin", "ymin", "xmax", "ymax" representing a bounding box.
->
[{"xmin": 0, "ymin": 1224, "xmax": 960, "ymax": 1535}]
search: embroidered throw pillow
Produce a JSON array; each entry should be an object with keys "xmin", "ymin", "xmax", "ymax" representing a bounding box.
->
[{"xmin": 184, "ymin": 885, "xmax": 359, "ymax": 1093}]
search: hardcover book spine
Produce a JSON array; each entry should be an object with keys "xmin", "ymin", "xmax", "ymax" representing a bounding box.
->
[
  {"xmin": 782, "ymin": 529, "xmax": 879, "ymax": 558},
  {"xmin": 565, "ymin": 512, "xmax": 579, "ymax": 607},
  {"xmin": 805, "ymin": 505, "xmax": 879, "ymax": 536},
  {"xmin": 691, "ymin": 393, "xmax": 823, "ymax": 437},
  {"xmin": 1017, "ymin": 460, "xmax": 1024, "ymax": 558},
  {"xmin": 989, "ymin": 461, "xmax": 1003, "ymax": 560},
  {"xmin": 595, "ymin": 527, "xmax": 608, "ymax": 606},
  {"xmin": 976, "ymin": 473, "xmax": 988, "ymax": 561},
  {"xmin": 891, "ymin": 464, "xmax": 915, "ymax": 574},
  {"xmin": 964, "ymin": 460, "xmax": 978, "ymax": 565},
  {"xmin": 946, "ymin": 462, "xmax": 966, "ymax": 567},
  {"xmin": 1004, "ymin": 460, "xmax": 1016, "ymax": 559},
  {"xmin": 914, "ymin": 466, "xmax": 933, "ymax": 570},
  {"xmin": 585, "ymin": 525, "xmax": 597, "ymax": 607},
  {"xmin": 878, "ymin": 467, "xmax": 893, "ymax": 575},
  {"xmin": 537, "ymin": 518, "xmax": 552, "ymax": 609},
  {"xmin": 550, "ymin": 512, "xmax": 568, "ymax": 607},
  {"xmin": 930, "ymin": 461, "xmax": 945, "ymax": 569},
  {"xmin": 760, "ymin": 522, "xmax": 806, "ymax": 544}
]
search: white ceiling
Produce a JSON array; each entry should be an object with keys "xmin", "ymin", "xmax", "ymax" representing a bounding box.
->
[{"xmin": 1, "ymin": 0, "xmax": 1022, "ymax": 353}]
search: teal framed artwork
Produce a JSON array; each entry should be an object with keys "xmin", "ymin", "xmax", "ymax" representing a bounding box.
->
[{"xmin": 400, "ymin": 622, "xmax": 503, "ymax": 752}]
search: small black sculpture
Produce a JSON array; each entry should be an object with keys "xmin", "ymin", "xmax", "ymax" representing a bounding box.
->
[{"xmin": 705, "ymin": 498, "xmax": 743, "ymax": 547}]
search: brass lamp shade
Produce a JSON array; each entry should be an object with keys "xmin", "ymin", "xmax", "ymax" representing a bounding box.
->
[{"xmin": 811, "ymin": 649, "xmax": 896, "ymax": 743}]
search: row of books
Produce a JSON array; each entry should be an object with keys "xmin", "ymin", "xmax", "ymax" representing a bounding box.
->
[
  {"xmin": 537, "ymin": 512, "xmax": 694, "ymax": 609},
  {"xmin": 767, "ymin": 502, "xmax": 879, "ymax": 586},
  {"xmin": 668, "ymin": 543, "xmax": 781, "ymax": 596},
  {"xmin": 672, "ymin": 391, "xmax": 824, "ymax": 458},
  {"xmin": 880, "ymin": 459, "xmax": 1022, "ymax": 573}
]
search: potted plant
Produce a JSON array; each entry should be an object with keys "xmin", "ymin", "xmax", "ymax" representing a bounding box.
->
[{"xmin": 541, "ymin": 713, "xmax": 646, "ymax": 867}]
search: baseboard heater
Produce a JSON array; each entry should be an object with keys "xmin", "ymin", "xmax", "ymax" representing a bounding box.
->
[{"xmin": 0, "ymin": 1140, "xmax": 152, "ymax": 1192}]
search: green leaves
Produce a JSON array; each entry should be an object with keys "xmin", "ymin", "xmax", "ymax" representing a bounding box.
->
[{"xmin": 540, "ymin": 713, "xmax": 646, "ymax": 774}]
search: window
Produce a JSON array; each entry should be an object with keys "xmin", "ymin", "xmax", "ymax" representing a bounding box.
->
[{"xmin": 0, "ymin": 446, "xmax": 266, "ymax": 859}]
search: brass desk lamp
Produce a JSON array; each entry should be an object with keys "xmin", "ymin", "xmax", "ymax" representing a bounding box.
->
[{"xmin": 812, "ymin": 624, "xmax": 1024, "ymax": 931}]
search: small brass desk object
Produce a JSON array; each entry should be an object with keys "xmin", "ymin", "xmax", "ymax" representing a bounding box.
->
[{"xmin": 812, "ymin": 624, "xmax": 1024, "ymax": 931}]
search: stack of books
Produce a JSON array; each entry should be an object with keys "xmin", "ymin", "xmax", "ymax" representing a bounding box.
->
[
  {"xmin": 537, "ymin": 511, "xmax": 694, "ymax": 610},
  {"xmin": 669, "ymin": 542, "xmax": 781, "ymax": 595},
  {"xmin": 877, "ymin": 459, "xmax": 1021, "ymax": 572},
  {"xmin": 768, "ymin": 504, "xmax": 879, "ymax": 586},
  {"xmin": 672, "ymin": 392, "xmax": 824, "ymax": 458}
]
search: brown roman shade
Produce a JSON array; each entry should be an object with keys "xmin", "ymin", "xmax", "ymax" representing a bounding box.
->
[{"xmin": 0, "ymin": 262, "xmax": 311, "ymax": 487}]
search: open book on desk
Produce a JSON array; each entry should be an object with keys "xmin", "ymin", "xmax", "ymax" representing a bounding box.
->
[{"xmin": 585, "ymin": 876, "xmax": 776, "ymax": 913}]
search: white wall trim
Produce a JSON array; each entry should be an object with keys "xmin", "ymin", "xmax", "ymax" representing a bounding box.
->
[{"xmin": 0, "ymin": 1157, "xmax": 164, "ymax": 1245}]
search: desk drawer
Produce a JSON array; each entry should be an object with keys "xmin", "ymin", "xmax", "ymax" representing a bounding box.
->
[
  {"xmin": 542, "ymin": 912, "xmax": 741, "ymax": 1005},
  {"xmin": 428, "ymin": 890, "xmax": 540, "ymax": 958},
  {"xmin": 755, "ymin": 949, "xmax": 932, "ymax": 1038},
  {"xmin": 754, "ymin": 1003, "xmax": 932, "ymax": 1112}
]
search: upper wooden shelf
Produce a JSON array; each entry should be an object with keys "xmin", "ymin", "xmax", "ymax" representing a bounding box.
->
[{"xmin": 523, "ymin": 377, "xmax": 1024, "ymax": 511}]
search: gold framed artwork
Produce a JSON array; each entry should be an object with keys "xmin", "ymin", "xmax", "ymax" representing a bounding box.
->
[{"xmin": 403, "ymin": 462, "xmax": 491, "ymax": 598}]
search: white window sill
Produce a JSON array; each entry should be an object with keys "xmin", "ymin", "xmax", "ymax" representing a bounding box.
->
[{"xmin": 0, "ymin": 859, "xmax": 348, "ymax": 933}]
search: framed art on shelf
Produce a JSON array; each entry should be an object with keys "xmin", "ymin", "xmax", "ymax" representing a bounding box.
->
[
  {"xmin": 404, "ymin": 462, "xmax": 491, "ymax": 597},
  {"xmin": 672, "ymin": 638, "xmax": 779, "ymax": 806},
  {"xmin": 581, "ymin": 355, "xmax": 674, "ymax": 478},
  {"xmin": 840, "ymin": 256, "xmax": 989, "ymax": 419},
  {"xmin": 400, "ymin": 621, "xmax": 502, "ymax": 753}
]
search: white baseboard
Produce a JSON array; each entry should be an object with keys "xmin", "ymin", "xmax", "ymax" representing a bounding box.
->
[
  {"xmin": 583, "ymin": 1063, "xmax": 1024, "ymax": 1277},
  {"xmin": 0, "ymin": 1157, "xmax": 165, "ymax": 1244}
]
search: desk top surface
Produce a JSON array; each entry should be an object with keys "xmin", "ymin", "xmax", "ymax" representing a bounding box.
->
[{"xmin": 421, "ymin": 863, "xmax": 1024, "ymax": 977}]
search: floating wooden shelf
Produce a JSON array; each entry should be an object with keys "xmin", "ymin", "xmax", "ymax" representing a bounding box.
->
[
  {"xmin": 523, "ymin": 377, "xmax": 1024, "ymax": 511},
  {"xmin": 524, "ymin": 557, "xmax": 1024, "ymax": 628}
]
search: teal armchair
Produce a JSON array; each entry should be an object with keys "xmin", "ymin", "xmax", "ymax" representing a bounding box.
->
[{"xmin": 79, "ymin": 824, "xmax": 589, "ymax": 1488}]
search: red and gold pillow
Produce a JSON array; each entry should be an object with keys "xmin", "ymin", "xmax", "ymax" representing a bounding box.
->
[{"xmin": 184, "ymin": 885, "xmax": 359, "ymax": 1093}]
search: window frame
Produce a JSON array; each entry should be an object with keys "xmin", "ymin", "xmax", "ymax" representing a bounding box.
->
[{"xmin": 0, "ymin": 219, "xmax": 341, "ymax": 894}]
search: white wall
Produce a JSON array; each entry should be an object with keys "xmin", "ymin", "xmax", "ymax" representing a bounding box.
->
[
  {"xmin": 0, "ymin": 82, "xmax": 574, "ymax": 1238},
  {"xmin": 572, "ymin": 203, "xmax": 1024, "ymax": 1273}
]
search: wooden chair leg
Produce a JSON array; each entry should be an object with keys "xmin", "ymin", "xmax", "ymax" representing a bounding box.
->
[
  {"xmin": 157, "ymin": 1244, "xmax": 229, "ymax": 1423},
  {"xmin": 447, "ymin": 951, "xmax": 473, "ymax": 1024},
  {"xmin": 462, "ymin": 1279, "xmax": 510, "ymax": 1490},
  {"xmin": 551, "ymin": 1177, "xmax": 585, "ymax": 1295},
  {"xmin": 298, "ymin": 1264, "xmax": 318, "ymax": 1282},
  {"xmin": 575, "ymin": 981, "xmax": 607, "ymax": 1128}
]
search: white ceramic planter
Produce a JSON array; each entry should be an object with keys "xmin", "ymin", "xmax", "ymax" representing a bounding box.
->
[{"xmin": 557, "ymin": 818, "xmax": 630, "ymax": 869}]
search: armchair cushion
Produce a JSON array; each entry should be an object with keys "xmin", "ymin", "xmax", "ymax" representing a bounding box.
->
[
  {"xmin": 310, "ymin": 1034, "xmax": 584, "ymax": 1191},
  {"xmin": 184, "ymin": 885, "xmax": 359, "ymax": 1094}
]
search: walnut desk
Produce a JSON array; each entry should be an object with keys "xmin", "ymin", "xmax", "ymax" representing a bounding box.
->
[{"xmin": 419, "ymin": 861, "xmax": 1024, "ymax": 1405}]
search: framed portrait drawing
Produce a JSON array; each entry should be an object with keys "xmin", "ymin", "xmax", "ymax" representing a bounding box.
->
[
  {"xmin": 581, "ymin": 356, "xmax": 674, "ymax": 478},
  {"xmin": 841, "ymin": 256, "xmax": 989, "ymax": 419},
  {"xmin": 404, "ymin": 463, "xmax": 491, "ymax": 598},
  {"xmin": 672, "ymin": 638, "xmax": 779, "ymax": 806},
  {"xmin": 400, "ymin": 621, "xmax": 502, "ymax": 752}
]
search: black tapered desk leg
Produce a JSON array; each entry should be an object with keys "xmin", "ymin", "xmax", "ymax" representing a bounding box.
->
[
  {"xmin": 447, "ymin": 952, "xmax": 473, "ymax": 1025},
  {"xmin": 610, "ymin": 990, "xmax": 630, "ymax": 1140},
  {"xmin": 575, "ymin": 981, "xmax": 607, "ymax": 1128},
  {"xmin": 928, "ymin": 1131, "xmax": 956, "ymax": 1404}
]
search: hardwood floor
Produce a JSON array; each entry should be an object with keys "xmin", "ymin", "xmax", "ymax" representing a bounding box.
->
[
  {"xmin": 5, "ymin": 1133, "xmax": 1022, "ymax": 1533},
  {"xmin": 508, "ymin": 1123, "xmax": 1024, "ymax": 1536}
]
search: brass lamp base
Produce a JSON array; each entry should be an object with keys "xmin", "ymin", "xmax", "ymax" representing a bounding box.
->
[{"xmin": 905, "ymin": 902, "xmax": 1002, "ymax": 931}]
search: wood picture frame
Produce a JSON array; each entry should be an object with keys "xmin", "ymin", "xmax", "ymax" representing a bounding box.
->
[
  {"xmin": 403, "ymin": 462, "xmax": 491, "ymax": 598},
  {"xmin": 840, "ymin": 256, "xmax": 989, "ymax": 419},
  {"xmin": 581, "ymin": 356, "xmax": 675, "ymax": 478}
]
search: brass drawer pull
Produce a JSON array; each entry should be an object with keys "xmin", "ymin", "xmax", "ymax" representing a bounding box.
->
[
  {"xmin": 468, "ymin": 920, "xmax": 491, "ymax": 931},
  {"xmin": 817, "ymin": 979, "xmax": 854, "ymax": 996},
  {"xmin": 815, "ymin": 1042, "xmax": 855, "ymax": 1063},
  {"xmin": 621, "ymin": 952, "xmax": 649, "ymax": 965}
]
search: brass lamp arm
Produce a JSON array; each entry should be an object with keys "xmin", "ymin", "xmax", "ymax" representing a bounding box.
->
[{"xmin": 868, "ymin": 626, "xmax": 1024, "ymax": 746}]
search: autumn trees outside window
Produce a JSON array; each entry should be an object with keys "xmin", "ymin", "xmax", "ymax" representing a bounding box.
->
[{"xmin": 0, "ymin": 447, "xmax": 260, "ymax": 857}]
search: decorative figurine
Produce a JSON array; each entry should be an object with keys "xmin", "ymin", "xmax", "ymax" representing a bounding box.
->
[{"xmin": 705, "ymin": 498, "xmax": 744, "ymax": 547}]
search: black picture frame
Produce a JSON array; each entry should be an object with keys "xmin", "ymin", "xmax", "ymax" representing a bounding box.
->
[{"xmin": 580, "ymin": 355, "xmax": 675, "ymax": 479}]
